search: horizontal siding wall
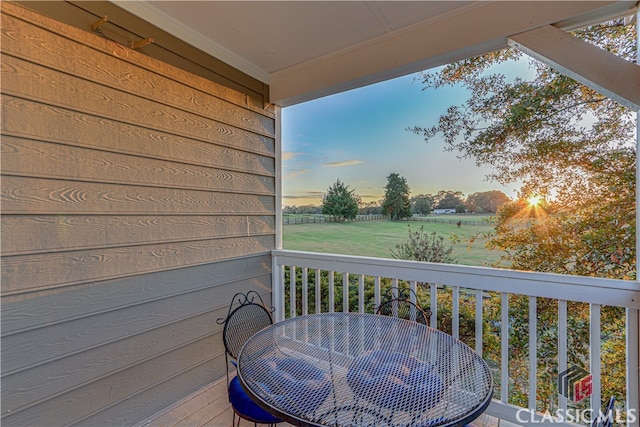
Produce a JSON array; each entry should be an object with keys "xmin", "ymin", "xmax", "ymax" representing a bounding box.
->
[
  {"xmin": 14, "ymin": 0, "xmax": 270, "ymax": 106},
  {"xmin": 0, "ymin": 2, "xmax": 276, "ymax": 426}
]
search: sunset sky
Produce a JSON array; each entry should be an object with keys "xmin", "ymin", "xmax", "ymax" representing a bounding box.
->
[{"xmin": 281, "ymin": 60, "xmax": 533, "ymax": 207}]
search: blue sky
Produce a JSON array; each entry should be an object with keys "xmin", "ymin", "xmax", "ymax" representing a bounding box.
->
[{"xmin": 281, "ymin": 61, "xmax": 531, "ymax": 207}]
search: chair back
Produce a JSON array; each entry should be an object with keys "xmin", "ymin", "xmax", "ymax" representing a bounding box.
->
[
  {"xmin": 376, "ymin": 287, "xmax": 431, "ymax": 326},
  {"xmin": 217, "ymin": 291, "xmax": 274, "ymax": 360},
  {"xmin": 592, "ymin": 396, "xmax": 615, "ymax": 427}
]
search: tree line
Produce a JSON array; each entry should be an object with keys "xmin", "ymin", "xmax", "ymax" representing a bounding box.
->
[{"xmin": 285, "ymin": 175, "xmax": 510, "ymax": 221}]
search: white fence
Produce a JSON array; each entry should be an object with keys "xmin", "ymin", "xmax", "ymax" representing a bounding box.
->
[{"xmin": 272, "ymin": 249, "xmax": 640, "ymax": 426}]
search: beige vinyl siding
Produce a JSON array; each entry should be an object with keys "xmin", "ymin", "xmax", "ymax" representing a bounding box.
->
[
  {"xmin": 1, "ymin": 2, "xmax": 276, "ymax": 425},
  {"xmin": 13, "ymin": 0, "xmax": 270, "ymax": 106}
]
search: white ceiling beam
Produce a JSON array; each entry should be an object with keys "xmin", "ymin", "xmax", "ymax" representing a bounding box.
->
[{"xmin": 508, "ymin": 25, "xmax": 640, "ymax": 111}]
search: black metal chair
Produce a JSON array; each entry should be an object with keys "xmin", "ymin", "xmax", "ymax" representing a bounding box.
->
[
  {"xmin": 592, "ymin": 396, "xmax": 615, "ymax": 427},
  {"xmin": 375, "ymin": 287, "xmax": 431, "ymax": 326},
  {"xmin": 216, "ymin": 291, "xmax": 282, "ymax": 427}
]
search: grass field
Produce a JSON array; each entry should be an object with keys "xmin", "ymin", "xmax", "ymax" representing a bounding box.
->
[{"xmin": 282, "ymin": 216, "xmax": 504, "ymax": 266}]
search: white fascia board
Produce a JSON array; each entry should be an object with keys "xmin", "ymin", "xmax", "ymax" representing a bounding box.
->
[{"xmin": 509, "ymin": 25, "xmax": 640, "ymax": 112}]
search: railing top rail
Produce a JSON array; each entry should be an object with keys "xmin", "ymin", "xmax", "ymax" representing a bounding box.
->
[{"xmin": 272, "ymin": 249, "xmax": 640, "ymax": 309}]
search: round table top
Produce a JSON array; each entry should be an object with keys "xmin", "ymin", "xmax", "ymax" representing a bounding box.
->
[{"xmin": 237, "ymin": 312, "xmax": 493, "ymax": 427}]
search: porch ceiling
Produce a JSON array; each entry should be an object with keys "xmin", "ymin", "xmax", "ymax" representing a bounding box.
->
[{"xmin": 116, "ymin": 1, "xmax": 637, "ymax": 107}]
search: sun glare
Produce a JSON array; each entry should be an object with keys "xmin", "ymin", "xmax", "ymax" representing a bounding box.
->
[{"xmin": 527, "ymin": 195, "xmax": 541, "ymax": 207}]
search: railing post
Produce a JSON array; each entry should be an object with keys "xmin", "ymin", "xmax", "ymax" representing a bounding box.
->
[{"xmin": 271, "ymin": 253, "xmax": 284, "ymax": 322}]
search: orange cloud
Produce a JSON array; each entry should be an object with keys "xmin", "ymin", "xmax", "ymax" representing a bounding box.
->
[{"xmin": 323, "ymin": 160, "xmax": 363, "ymax": 167}]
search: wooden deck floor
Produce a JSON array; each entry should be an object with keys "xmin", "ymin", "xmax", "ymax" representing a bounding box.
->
[
  {"xmin": 134, "ymin": 378, "xmax": 294, "ymax": 427},
  {"xmin": 136, "ymin": 378, "xmax": 512, "ymax": 427}
]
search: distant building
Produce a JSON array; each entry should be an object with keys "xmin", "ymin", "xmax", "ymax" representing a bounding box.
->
[{"xmin": 433, "ymin": 209, "xmax": 456, "ymax": 214}]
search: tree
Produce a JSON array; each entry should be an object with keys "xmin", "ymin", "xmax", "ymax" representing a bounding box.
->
[
  {"xmin": 465, "ymin": 190, "xmax": 511, "ymax": 213},
  {"xmin": 411, "ymin": 195, "xmax": 432, "ymax": 215},
  {"xmin": 390, "ymin": 225, "xmax": 456, "ymax": 263},
  {"xmin": 410, "ymin": 19, "xmax": 636, "ymax": 278},
  {"xmin": 410, "ymin": 19, "xmax": 635, "ymax": 410},
  {"xmin": 321, "ymin": 179, "xmax": 359, "ymax": 221},
  {"xmin": 283, "ymin": 204, "xmax": 322, "ymax": 215},
  {"xmin": 382, "ymin": 173, "xmax": 412, "ymax": 220},
  {"xmin": 359, "ymin": 201, "xmax": 383, "ymax": 215},
  {"xmin": 434, "ymin": 190, "xmax": 465, "ymax": 210}
]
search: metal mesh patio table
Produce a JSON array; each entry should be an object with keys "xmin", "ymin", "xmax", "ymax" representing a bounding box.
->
[{"xmin": 237, "ymin": 312, "xmax": 493, "ymax": 427}]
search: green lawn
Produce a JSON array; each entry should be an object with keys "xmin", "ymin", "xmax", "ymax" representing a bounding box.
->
[{"xmin": 282, "ymin": 217, "xmax": 503, "ymax": 266}]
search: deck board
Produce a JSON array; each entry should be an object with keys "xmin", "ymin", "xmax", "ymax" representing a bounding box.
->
[
  {"xmin": 135, "ymin": 377, "xmax": 513, "ymax": 427},
  {"xmin": 134, "ymin": 378, "xmax": 295, "ymax": 427}
]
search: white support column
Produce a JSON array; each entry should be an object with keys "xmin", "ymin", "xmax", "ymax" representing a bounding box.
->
[
  {"xmin": 635, "ymin": 8, "xmax": 640, "ymax": 426},
  {"xmin": 275, "ymin": 106, "xmax": 282, "ymax": 250},
  {"xmin": 273, "ymin": 106, "xmax": 283, "ymax": 320}
]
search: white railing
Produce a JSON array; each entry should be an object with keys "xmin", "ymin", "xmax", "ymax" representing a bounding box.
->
[{"xmin": 272, "ymin": 249, "xmax": 640, "ymax": 426}]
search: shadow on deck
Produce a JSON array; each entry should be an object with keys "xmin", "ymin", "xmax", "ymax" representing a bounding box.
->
[{"xmin": 135, "ymin": 377, "xmax": 518, "ymax": 427}]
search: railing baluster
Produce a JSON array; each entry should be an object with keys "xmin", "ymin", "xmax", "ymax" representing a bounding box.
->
[
  {"xmin": 406, "ymin": 280, "xmax": 416, "ymax": 322},
  {"xmin": 431, "ymin": 283, "xmax": 438, "ymax": 329},
  {"xmin": 558, "ymin": 299, "xmax": 568, "ymax": 413},
  {"xmin": 374, "ymin": 276, "xmax": 381, "ymax": 312},
  {"xmin": 315, "ymin": 269, "xmax": 321, "ymax": 314},
  {"xmin": 501, "ymin": 292, "xmax": 509, "ymax": 403},
  {"xmin": 410, "ymin": 280, "xmax": 417, "ymax": 302},
  {"xmin": 590, "ymin": 303, "xmax": 601, "ymax": 416},
  {"xmin": 302, "ymin": 267, "xmax": 308, "ymax": 316},
  {"xmin": 529, "ymin": 296, "xmax": 537, "ymax": 411},
  {"xmin": 358, "ymin": 274, "xmax": 365, "ymax": 313},
  {"xmin": 273, "ymin": 262, "xmax": 285, "ymax": 322},
  {"xmin": 627, "ymin": 308, "xmax": 639, "ymax": 427},
  {"xmin": 452, "ymin": 286, "xmax": 459, "ymax": 339},
  {"xmin": 343, "ymin": 272, "xmax": 349, "ymax": 313},
  {"xmin": 389, "ymin": 279, "xmax": 398, "ymax": 316},
  {"xmin": 476, "ymin": 289, "xmax": 483, "ymax": 356},
  {"xmin": 328, "ymin": 271, "xmax": 335, "ymax": 313},
  {"xmin": 290, "ymin": 266, "xmax": 296, "ymax": 318}
]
